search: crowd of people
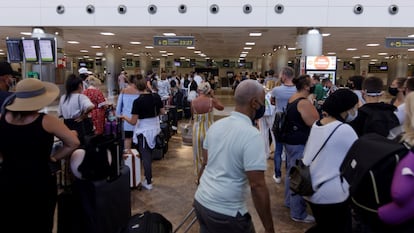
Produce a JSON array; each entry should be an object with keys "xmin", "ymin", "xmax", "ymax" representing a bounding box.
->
[{"xmin": 2, "ymin": 60, "xmax": 414, "ymax": 233}]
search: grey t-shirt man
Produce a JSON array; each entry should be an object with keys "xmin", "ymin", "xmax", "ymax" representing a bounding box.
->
[{"xmin": 271, "ymin": 84, "xmax": 297, "ymax": 112}]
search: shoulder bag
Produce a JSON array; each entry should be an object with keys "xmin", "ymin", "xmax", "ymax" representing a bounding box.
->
[{"xmin": 289, "ymin": 123, "xmax": 343, "ymax": 196}]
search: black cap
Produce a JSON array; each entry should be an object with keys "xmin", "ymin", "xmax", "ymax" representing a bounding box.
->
[
  {"xmin": 322, "ymin": 88, "xmax": 358, "ymax": 119},
  {"xmin": 0, "ymin": 62, "xmax": 14, "ymax": 76}
]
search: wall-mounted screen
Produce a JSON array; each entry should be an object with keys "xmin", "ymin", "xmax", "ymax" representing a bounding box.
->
[
  {"xmin": 6, "ymin": 39, "xmax": 22, "ymax": 62},
  {"xmin": 306, "ymin": 56, "xmax": 337, "ymax": 70},
  {"xmin": 22, "ymin": 39, "xmax": 38, "ymax": 62},
  {"xmin": 39, "ymin": 39, "xmax": 55, "ymax": 62}
]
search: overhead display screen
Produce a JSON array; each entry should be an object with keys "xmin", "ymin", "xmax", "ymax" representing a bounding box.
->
[
  {"xmin": 6, "ymin": 39, "xmax": 22, "ymax": 62},
  {"xmin": 39, "ymin": 39, "xmax": 54, "ymax": 62},
  {"xmin": 22, "ymin": 39, "xmax": 38, "ymax": 62},
  {"xmin": 306, "ymin": 56, "xmax": 337, "ymax": 70}
]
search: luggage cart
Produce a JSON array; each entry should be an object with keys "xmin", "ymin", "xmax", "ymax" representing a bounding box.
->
[{"xmin": 174, "ymin": 208, "xmax": 197, "ymax": 233}]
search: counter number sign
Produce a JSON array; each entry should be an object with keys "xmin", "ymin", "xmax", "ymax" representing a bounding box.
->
[{"xmin": 154, "ymin": 36, "xmax": 195, "ymax": 46}]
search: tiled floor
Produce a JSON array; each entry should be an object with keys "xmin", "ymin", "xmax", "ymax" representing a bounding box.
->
[{"xmin": 130, "ymin": 88, "xmax": 311, "ymax": 233}]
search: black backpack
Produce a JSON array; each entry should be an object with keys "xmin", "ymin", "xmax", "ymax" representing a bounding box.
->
[
  {"xmin": 340, "ymin": 133, "xmax": 410, "ymax": 220},
  {"xmin": 272, "ymin": 97, "xmax": 305, "ymax": 143}
]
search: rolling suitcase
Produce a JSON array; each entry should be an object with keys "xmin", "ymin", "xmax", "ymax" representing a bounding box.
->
[
  {"xmin": 122, "ymin": 211, "xmax": 173, "ymax": 233},
  {"xmin": 57, "ymin": 166, "xmax": 131, "ymax": 233},
  {"xmin": 124, "ymin": 149, "xmax": 141, "ymax": 188}
]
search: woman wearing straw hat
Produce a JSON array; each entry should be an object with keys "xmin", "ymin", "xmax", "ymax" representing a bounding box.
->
[{"xmin": 0, "ymin": 78, "xmax": 80, "ymax": 232}]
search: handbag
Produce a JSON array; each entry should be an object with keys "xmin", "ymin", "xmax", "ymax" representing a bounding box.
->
[{"xmin": 289, "ymin": 123, "xmax": 343, "ymax": 196}]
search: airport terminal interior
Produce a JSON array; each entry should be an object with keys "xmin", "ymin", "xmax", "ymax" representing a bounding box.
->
[
  {"xmin": 2, "ymin": 1, "xmax": 414, "ymax": 233},
  {"xmin": 46, "ymin": 88, "xmax": 309, "ymax": 233}
]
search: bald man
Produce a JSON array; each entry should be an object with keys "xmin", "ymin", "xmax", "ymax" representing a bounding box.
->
[{"xmin": 194, "ymin": 80, "xmax": 275, "ymax": 233}]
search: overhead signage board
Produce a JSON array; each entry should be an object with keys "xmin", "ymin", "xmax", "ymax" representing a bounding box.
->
[
  {"xmin": 305, "ymin": 56, "xmax": 337, "ymax": 70},
  {"xmin": 385, "ymin": 37, "xmax": 414, "ymax": 48},
  {"xmin": 153, "ymin": 36, "xmax": 195, "ymax": 46}
]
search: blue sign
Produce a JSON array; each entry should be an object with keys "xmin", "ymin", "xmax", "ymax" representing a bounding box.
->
[
  {"xmin": 385, "ymin": 37, "xmax": 414, "ymax": 48},
  {"xmin": 153, "ymin": 36, "xmax": 195, "ymax": 46}
]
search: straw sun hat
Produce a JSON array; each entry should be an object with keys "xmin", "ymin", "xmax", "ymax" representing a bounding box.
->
[{"xmin": 6, "ymin": 78, "xmax": 59, "ymax": 111}]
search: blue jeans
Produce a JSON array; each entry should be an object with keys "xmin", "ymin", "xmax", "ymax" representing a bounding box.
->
[
  {"xmin": 273, "ymin": 141, "xmax": 283, "ymax": 177},
  {"xmin": 284, "ymin": 144, "xmax": 308, "ymax": 220}
]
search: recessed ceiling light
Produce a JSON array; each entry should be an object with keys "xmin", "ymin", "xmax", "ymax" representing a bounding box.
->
[
  {"xmin": 352, "ymin": 56, "xmax": 361, "ymax": 59},
  {"xmin": 156, "ymin": 58, "xmax": 161, "ymax": 61},
  {"xmin": 205, "ymin": 57, "xmax": 210, "ymax": 60},
  {"xmin": 408, "ymin": 34, "xmax": 414, "ymax": 37},
  {"xmin": 162, "ymin": 54, "xmax": 168, "ymax": 57},
  {"xmin": 167, "ymin": 53, "xmax": 174, "ymax": 56},
  {"xmin": 100, "ymin": 32, "xmax": 115, "ymax": 36},
  {"xmin": 249, "ymin": 32, "xmax": 262, "ymax": 37},
  {"xmin": 240, "ymin": 54, "xmax": 247, "ymax": 57},
  {"xmin": 20, "ymin": 32, "xmax": 32, "ymax": 36},
  {"xmin": 180, "ymin": 57, "xmax": 186, "ymax": 59},
  {"xmin": 408, "ymin": 48, "xmax": 414, "ymax": 52},
  {"xmin": 322, "ymin": 33, "xmax": 331, "ymax": 37},
  {"xmin": 346, "ymin": 48, "xmax": 358, "ymax": 51},
  {"xmin": 384, "ymin": 56, "xmax": 390, "ymax": 59},
  {"xmin": 241, "ymin": 51, "xmax": 249, "ymax": 54},
  {"xmin": 369, "ymin": 62, "xmax": 376, "ymax": 64},
  {"xmin": 361, "ymin": 54, "xmax": 371, "ymax": 57},
  {"xmin": 0, "ymin": 49, "xmax": 3, "ymax": 52},
  {"xmin": 133, "ymin": 54, "xmax": 140, "ymax": 57},
  {"xmin": 288, "ymin": 47, "xmax": 297, "ymax": 51},
  {"xmin": 83, "ymin": 56, "xmax": 90, "ymax": 58},
  {"xmin": 90, "ymin": 45, "xmax": 101, "ymax": 49},
  {"xmin": 145, "ymin": 46, "xmax": 154, "ymax": 49},
  {"xmin": 194, "ymin": 51, "xmax": 201, "ymax": 54},
  {"xmin": 245, "ymin": 42, "xmax": 255, "ymax": 45},
  {"xmin": 366, "ymin": 43, "xmax": 380, "ymax": 47},
  {"xmin": 327, "ymin": 52, "xmax": 336, "ymax": 55},
  {"xmin": 159, "ymin": 50, "xmax": 167, "ymax": 53},
  {"xmin": 80, "ymin": 50, "xmax": 89, "ymax": 53},
  {"xmin": 337, "ymin": 59, "xmax": 341, "ymax": 61},
  {"xmin": 67, "ymin": 41, "xmax": 80, "ymax": 44},
  {"xmin": 96, "ymin": 52, "xmax": 103, "ymax": 56},
  {"xmin": 378, "ymin": 52, "xmax": 388, "ymax": 55},
  {"xmin": 0, "ymin": 53, "xmax": 5, "ymax": 55},
  {"xmin": 130, "ymin": 41, "xmax": 141, "ymax": 45},
  {"xmin": 243, "ymin": 47, "xmax": 252, "ymax": 50},
  {"xmin": 163, "ymin": 33, "xmax": 176, "ymax": 36},
  {"xmin": 187, "ymin": 46, "xmax": 195, "ymax": 49},
  {"xmin": 371, "ymin": 59, "xmax": 378, "ymax": 61},
  {"xmin": 121, "ymin": 58, "xmax": 126, "ymax": 60},
  {"xmin": 126, "ymin": 52, "xmax": 133, "ymax": 55},
  {"xmin": 200, "ymin": 54, "xmax": 206, "ymax": 57}
]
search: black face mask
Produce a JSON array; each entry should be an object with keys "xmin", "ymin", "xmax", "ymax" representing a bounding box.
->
[
  {"xmin": 309, "ymin": 86, "xmax": 316, "ymax": 94},
  {"xmin": 388, "ymin": 86, "xmax": 399, "ymax": 96},
  {"xmin": 253, "ymin": 104, "xmax": 266, "ymax": 122}
]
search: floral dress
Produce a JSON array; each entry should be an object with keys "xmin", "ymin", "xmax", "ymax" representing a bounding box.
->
[{"xmin": 83, "ymin": 87, "xmax": 106, "ymax": 134}]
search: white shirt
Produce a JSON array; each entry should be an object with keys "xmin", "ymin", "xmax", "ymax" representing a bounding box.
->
[
  {"xmin": 193, "ymin": 74, "xmax": 203, "ymax": 86},
  {"xmin": 58, "ymin": 93, "xmax": 94, "ymax": 119},
  {"xmin": 302, "ymin": 121, "xmax": 357, "ymax": 204},
  {"xmin": 195, "ymin": 111, "xmax": 267, "ymax": 217}
]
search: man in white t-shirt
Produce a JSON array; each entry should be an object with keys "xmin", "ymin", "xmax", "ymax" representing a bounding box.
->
[{"xmin": 194, "ymin": 80, "xmax": 275, "ymax": 233}]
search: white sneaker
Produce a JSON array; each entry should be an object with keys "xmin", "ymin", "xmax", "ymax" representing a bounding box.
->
[
  {"xmin": 291, "ymin": 215, "xmax": 315, "ymax": 223},
  {"xmin": 272, "ymin": 175, "xmax": 282, "ymax": 184},
  {"xmin": 142, "ymin": 180, "xmax": 153, "ymax": 190}
]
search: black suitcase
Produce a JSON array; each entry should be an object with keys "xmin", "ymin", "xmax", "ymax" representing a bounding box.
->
[
  {"xmin": 57, "ymin": 166, "xmax": 131, "ymax": 233},
  {"xmin": 122, "ymin": 211, "xmax": 172, "ymax": 233}
]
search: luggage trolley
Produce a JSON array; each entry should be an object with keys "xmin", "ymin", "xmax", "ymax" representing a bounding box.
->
[{"xmin": 174, "ymin": 208, "xmax": 197, "ymax": 233}]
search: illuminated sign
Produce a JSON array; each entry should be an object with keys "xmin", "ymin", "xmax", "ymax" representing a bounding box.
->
[
  {"xmin": 153, "ymin": 36, "xmax": 195, "ymax": 46},
  {"xmin": 306, "ymin": 56, "xmax": 336, "ymax": 70},
  {"xmin": 385, "ymin": 37, "xmax": 414, "ymax": 48},
  {"xmin": 22, "ymin": 39, "xmax": 38, "ymax": 62}
]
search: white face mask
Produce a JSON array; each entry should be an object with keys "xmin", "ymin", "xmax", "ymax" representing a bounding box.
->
[{"xmin": 345, "ymin": 109, "xmax": 358, "ymax": 122}]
